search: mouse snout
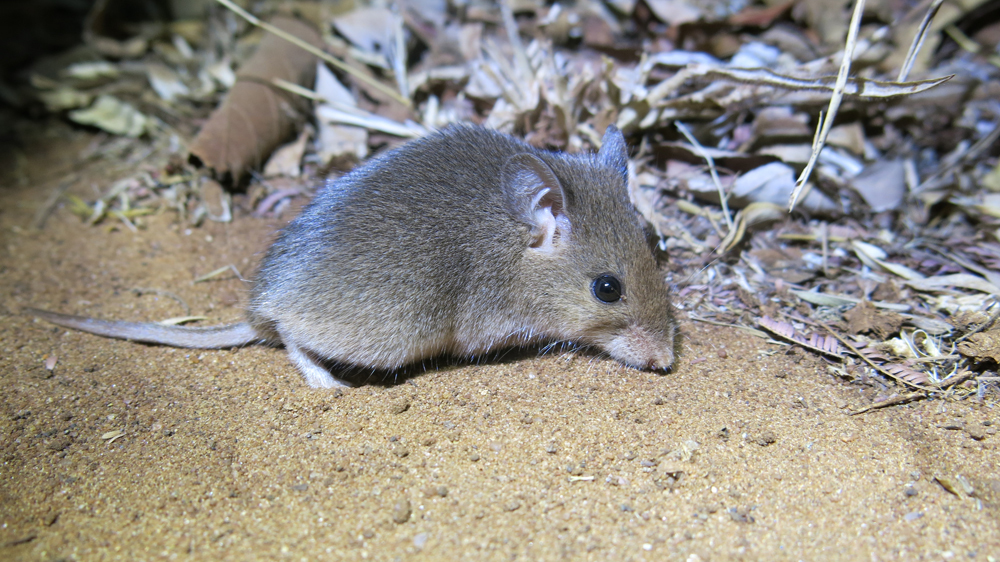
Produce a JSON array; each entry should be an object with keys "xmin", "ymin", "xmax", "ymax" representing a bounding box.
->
[{"xmin": 605, "ymin": 324, "xmax": 676, "ymax": 372}]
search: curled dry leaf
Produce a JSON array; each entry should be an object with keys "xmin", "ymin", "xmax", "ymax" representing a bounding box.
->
[
  {"xmin": 719, "ymin": 202, "xmax": 786, "ymax": 253},
  {"xmin": 188, "ymin": 16, "xmax": 322, "ymax": 185}
]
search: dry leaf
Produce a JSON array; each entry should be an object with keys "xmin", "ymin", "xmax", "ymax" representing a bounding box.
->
[
  {"xmin": 957, "ymin": 330, "xmax": 1000, "ymax": 363},
  {"xmin": 758, "ymin": 316, "xmax": 844, "ymax": 357},
  {"xmin": 263, "ymin": 126, "xmax": 311, "ymax": 178},
  {"xmin": 850, "ymin": 160, "xmax": 906, "ymax": 212},
  {"xmin": 906, "ymin": 274, "xmax": 1000, "ymax": 295},
  {"xmin": 68, "ymin": 95, "xmax": 148, "ymax": 137},
  {"xmin": 188, "ymin": 16, "xmax": 322, "ymax": 184}
]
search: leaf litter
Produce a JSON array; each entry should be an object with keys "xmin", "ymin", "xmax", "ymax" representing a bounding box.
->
[{"xmin": 21, "ymin": 0, "xmax": 1000, "ymax": 412}]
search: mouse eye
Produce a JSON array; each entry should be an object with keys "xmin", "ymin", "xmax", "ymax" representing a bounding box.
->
[{"xmin": 592, "ymin": 274, "xmax": 622, "ymax": 303}]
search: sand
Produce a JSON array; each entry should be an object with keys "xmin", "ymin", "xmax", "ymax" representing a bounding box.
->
[{"xmin": 1, "ymin": 122, "xmax": 997, "ymax": 561}]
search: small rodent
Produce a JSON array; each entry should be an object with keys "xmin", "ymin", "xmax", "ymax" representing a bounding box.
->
[{"xmin": 27, "ymin": 125, "xmax": 678, "ymax": 388}]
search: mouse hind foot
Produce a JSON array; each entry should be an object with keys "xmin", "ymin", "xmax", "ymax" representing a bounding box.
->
[{"xmin": 281, "ymin": 334, "xmax": 353, "ymax": 388}]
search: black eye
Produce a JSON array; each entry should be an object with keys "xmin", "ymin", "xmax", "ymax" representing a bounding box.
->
[{"xmin": 592, "ymin": 274, "xmax": 622, "ymax": 303}]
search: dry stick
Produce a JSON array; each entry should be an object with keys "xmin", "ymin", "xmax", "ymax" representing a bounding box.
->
[
  {"xmin": 212, "ymin": 0, "xmax": 411, "ymax": 107},
  {"xmin": 931, "ymin": 369, "xmax": 978, "ymax": 389},
  {"xmin": 848, "ymin": 391, "xmax": 926, "ymax": 415},
  {"xmin": 675, "ymin": 121, "xmax": 734, "ymax": 232},
  {"xmin": 648, "ymin": 66, "xmax": 949, "ymax": 106},
  {"xmin": 820, "ymin": 222, "xmax": 829, "ymax": 278},
  {"xmin": 914, "ymin": 120, "xmax": 1000, "ymax": 193},
  {"xmin": 194, "ymin": 264, "xmax": 246, "ymax": 284},
  {"xmin": 789, "ymin": 0, "xmax": 866, "ymax": 212},
  {"xmin": 33, "ymin": 175, "xmax": 76, "ymax": 229},
  {"xmin": 897, "ymin": 0, "xmax": 946, "ymax": 82},
  {"xmin": 273, "ymin": 78, "xmax": 425, "ymax": 138},
  {"xmin": 389, "ymin": 9, "xmax": 409, "ymax": 100},
  {"xmin": 943, "ymin": 25, "xmax": 981, "ymax": 54}
]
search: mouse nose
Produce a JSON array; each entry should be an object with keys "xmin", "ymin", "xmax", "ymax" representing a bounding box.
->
[
  {"xmin": 649, "ymin": 349, "xmax": 675, "ymax": 371},
  {"xmin": 606, "ymin": 325, "xmax": 676, "ymax": 372}
]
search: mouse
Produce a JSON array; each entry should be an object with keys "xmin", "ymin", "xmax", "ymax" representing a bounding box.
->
[{"xmin": 26, "ymin": 124, "xmax": 678, "ymax": 388}]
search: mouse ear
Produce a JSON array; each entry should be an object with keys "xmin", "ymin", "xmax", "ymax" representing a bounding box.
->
[
  {"xmin": 502, "ymin": 153, "xmax": 571, "ymax": 254},
  {"xmin": 598, "ymin": 125, "xmax": 628, "ymax": 183}
]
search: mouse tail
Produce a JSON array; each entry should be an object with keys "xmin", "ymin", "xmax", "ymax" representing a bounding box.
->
[{"xmin": 24, "ymin": 308, "xmax": 261, "ymax": 349}]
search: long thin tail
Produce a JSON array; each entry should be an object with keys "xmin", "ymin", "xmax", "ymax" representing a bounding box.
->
[{"xmin": 24, "ymin": 307, "xmax": 261, "ymax": 349}]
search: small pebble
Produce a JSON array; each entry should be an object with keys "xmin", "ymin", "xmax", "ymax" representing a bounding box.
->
[
  {"xmin": 392, "ymin": 499, "xmax": 412, "ymax": 524},
  {"xmin": 727, "ymin": 507, "xmax": 754, "ymax": 524},
  {"xmin": 965, "ymin": 423, "xmax": 987, "ymax": 441},
  {"xmin": 756, "ymin": 430, "xmax": 777, "ymax": 446},
  {"xmin": 903, "ymin": 511, "xmax": 923, "ymax": 521},
  {"xmin": 389, "ymin": 399, "xmax": 411, "ymax": 415},
  {"xmin": 424, "ymin": 485, "xmax": 448, "ymax": 498},
  {"xmin": 503, "ymin": 500, "xmax": 521, "ymax": 512},
  {"xmin": 413, "ymin": 532, "xmax": 429, "ymax": 549}
]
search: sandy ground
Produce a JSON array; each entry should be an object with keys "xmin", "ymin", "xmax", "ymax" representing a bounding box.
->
[{"xmin": 1, "ymin": 121, "xmax": 998, "ymax": 561}]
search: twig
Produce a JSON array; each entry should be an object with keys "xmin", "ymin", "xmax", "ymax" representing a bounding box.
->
[
  {"xmin": 688, "ymin": 314, "xmax": 769, "ymax": 338},
  {"xmin": 389, "ymin": 7, "xmax": 409, "ymax": 101},
  {"xmin": 848, "ymin": 392, "xmax": 926, "ymax": 415},
  {"xmin": 820, "ymin": 222, "xmax": 829, "ymax": 278},
  {"xmin": 931, "ymin": 369, "xmax": 978, "ymax": 390},
  {"xmin": 789, "ymin": 0, "xmax": 866, "ymax": 211},
  {"xmin": 675, "ymin": 121, "xmax": 733, "ymax": 231},
  {"xmin": 212, "ymin": 0, "xmax": 411, "ymax": 107},
  {"xmin": 193, "ymin": 264, "xmax": 246, "ymax": 284},
  {"xmin": 33, "ymin": 175, "xmax": 76, "ymax": 229},
  {"xmin": 897, "ymin": 0, "xmax": 946, "ymax": 82},
  {"xmin": 914, "ymin": 120, "xmax": 1000, "ymax": 193},
  {"xmin": 274, "ymin": 78, "xmax": 425, "ymax": 137}
]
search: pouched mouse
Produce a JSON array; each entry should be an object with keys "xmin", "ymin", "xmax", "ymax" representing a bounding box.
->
[{"xmin": 27, "ymin": 124, "xmax": 678, "ymax": 388}]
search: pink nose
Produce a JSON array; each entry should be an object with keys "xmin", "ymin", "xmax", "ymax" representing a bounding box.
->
[{"xmin": 648, "ymin": 350, "xmax": 675, "ymax": 371}]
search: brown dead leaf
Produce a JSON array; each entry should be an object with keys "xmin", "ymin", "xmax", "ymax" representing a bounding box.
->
[
  {"xmin": 957, "ymin": 330, "xmax": 1000, "ymax": 363},
  {"xmin": 844, "ymin": 300, "xmax": 904, "ymax": 339},
  {"xmin": 188, "ymin": 16, "xmax": 322, "ymax": 185},
  {"xmin": 758, "ymin": 316, "xmax": 844, "ymax": 357}
]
